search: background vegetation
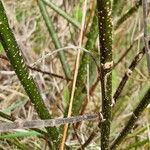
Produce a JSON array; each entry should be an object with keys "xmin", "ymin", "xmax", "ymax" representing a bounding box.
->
[{"xmin": 0, "ymin": 0, "xmax": 150, "ymax": 149}]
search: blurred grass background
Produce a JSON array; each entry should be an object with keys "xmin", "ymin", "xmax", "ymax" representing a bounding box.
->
[{"xmin": 0, "ymin": 0, "xmax": 150, "ymax": 149}]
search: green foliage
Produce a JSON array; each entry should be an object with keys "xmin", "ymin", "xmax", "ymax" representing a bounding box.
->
[
  {"xmin": 63, "ymin": 86, "xmax": 70, "ymax": 108},
  {"xmin": 73, "ymin": 5, "xmax": 83, "ymax": 23},
  {"xmin": 112, "ymin": 0, "xmax": 125, "ymax": 16},
  {"xmin": 72, "ymin": 0, "xmax": 84, "ymax": 23},
  {"xmin": 0, "ymin": 42, "xmax": 4, "ymax": 53},
  {"xmin": 72, "ymin": 14, "xmax": 98, "ymax": 115},
  {"xmin": 0, "ymin": 131, "xmax": 41, "ymax": 139},
  {"xmin": 15, "ymin": 9, "xmax": 24, "ymax": 22},
  {"xmin": 2, "ymin": 98, "xmax": 27, "ymax": 113}
]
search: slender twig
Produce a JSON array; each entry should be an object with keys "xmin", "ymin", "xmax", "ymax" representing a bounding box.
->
[
  {"xmin": 113, "ymin": 44, "xmax": 148, "ymax": 103},
  {"xmin": 110, "ymin": 87, "xmax": 150, "ymax": 150},
  {"xmin": 0, "ymin": 54, "xmax": 70, "ymax": 81},
  {"xmin": 78, "ymin": 130, "xmax": 97, "ymax": 150},
  {"xmin": 0, "ymin": 114, "xmax": 99, "ymax": 132},
  {"xmin": 0, "ymin": 111, "xmax": 15, "ymax": 121},
  {"xmin": 97, "ymin": 1, "xmax": 113, "ymax": 150},
  {"xmin": 72, "ymin": 125, "xmax": 83, "ymax": 147},
  {"xmin": 142, "ymin": 0, "xmax": 150, "ymax": 75},
  {"xmin": 27, "ymin": 66, "xmax": 70, "ymax": 81},
  {"xmin": 37, "ymin": 0, "xmax": 71, "ymax": 79},
  {"xmin": 60, "ymin": 1, "xmax": 88, "ymax": 149}
]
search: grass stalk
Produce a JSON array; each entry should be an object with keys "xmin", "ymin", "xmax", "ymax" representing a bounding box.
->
[
  {"xmin": 97, "ymin": 0, "xmax": 113, "ymax": 149},
  {"xmin": 0, "ymin": 1, "xmax": 59, "ymax": 148},
  {"xmin": 110, "ymin": 87, "xmax": 150, "ymax": 150},
  {"xmin": 72, "ymin": 13, "xmax": 98, "ymax": 115},
  {"xmin": 42, "ymin": 0, "xmax": 81, "ymax": 29},
  {"xmin": 37, "ymin": 0, "xmax": 71, "ymax": 79}
]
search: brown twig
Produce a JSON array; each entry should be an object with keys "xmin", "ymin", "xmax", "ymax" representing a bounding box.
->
[
  {"xmin": 113, "ymin": 40, "xmax": 137, "ymax": 68},
  {"xmin": 0, "ymin": 54, "xmax": 69, "ymax": 81},
  {"xmin": 0, "ymin": 111, "xmax": 16, "ymax": 121},
  {"xmin": 113, "ymin": 44, "xmax": 149, "ymax": 103},
  {"xmin": 78, "ymin": 130, "xmax": 97, "ymax": 150}
]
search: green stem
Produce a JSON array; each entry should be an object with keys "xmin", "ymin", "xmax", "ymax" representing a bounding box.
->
[
  {"xmin": 0, "ymin": 1, "xmax": 58, "ymax": 148},
  {"xmin": 97, "ymin": 0, "xmax": 113, "ymax": 149},
  {"xmin": 72, "ymin": 13, "xmax": 98, "ymax": 115},
  {"xmin": 110, "ymin": 87, "xmax": 150, "ymax": 150},
  {"xmin": 37, "ymin": 0, "xmax": 71, "ymax": 79},
  {"xmin": 42, "ymin": 0, "xmax": 81, "ymax": 29}
]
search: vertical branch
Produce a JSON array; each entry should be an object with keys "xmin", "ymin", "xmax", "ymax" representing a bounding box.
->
[
  {"xmin": 142, "ymin": 0, "xmax": 150, "ymax": 75},
  {"xmin": 0, "ymin": 1, "xmax": 58, "ymax": 148},
  {"xmin": 97, "ymin": 0, "xmax": 113, "ymax": 150}
]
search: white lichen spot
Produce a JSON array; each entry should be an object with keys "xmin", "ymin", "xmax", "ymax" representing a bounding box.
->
[
  {"xmin": 19, "ymin": 52, "xmax": 22, "ymax": 57},
  {"xmin": 99, "ymin": 112, "xmax": 106, "ymax": 122},
  {"xmin": 27, "ymin": 75, "xmax": 31, "ymax": 80},
  {"xmin": 21, "ymin": 59, "xmax": 24, "ymax": 64},
  {"xmin": 137, "ymin": 53, "xmax": 144, "ymax": 61},
  {"xmin": 22, "ymin": 63, "xmax": 26, "ymax": 69},
  {"xmin": 110, "ymin": 98, "xmax": 115, "ymax": 107},
  {"xmin": 108, "ymin": 10, "xmax": 111, "ymax": 17},
  {"xmin": 126, "ymin": 69, "xmax": 132, "ymax": 76},
  {"xmin": 103, "ymin": 61, "xmax": 114, "ymax": 69},
  {"xmin": 27, "ymin": 70, "xmax": 32, "ymax": 80}
]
